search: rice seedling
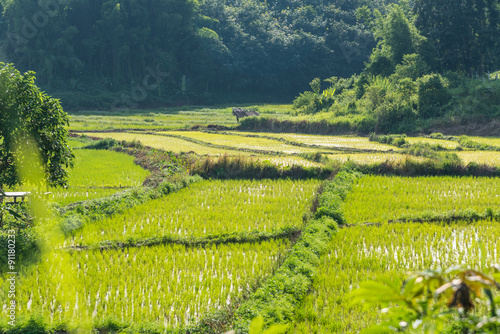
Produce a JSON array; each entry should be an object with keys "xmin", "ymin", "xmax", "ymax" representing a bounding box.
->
[
  {"xmin": 158, "ymin": 131, "xmax": 322, "ymax": 154},
  {"xmin": 405, "ymin": 137, "xmax": 459, "ymax": 149},
  {"xmin": 68, "ymin": 149, "xmax": 150, "ymax": 189},
  {"xmin": 291, "ymin": 220, "xmax": 500, "ymax": 334},
  {"xmin": 326, "ymin": 153, "xmax": 424, "ymax": 164},
  {"xmin": 77, "ymin": 132, "xmax": 253, "ymax": 156},
  {"xmin": 232, "ymin": 133, "xmax": 400, "ymax": 151},
  {"xmin": 245, "ymin": 156, "xmax": 323, "ymax": 168},
  {"xmin": 68, "ymin": 108, "xmax": 239, "ymax": 131},
  {"xmin": 456, "ymin": 150, "xmax": 500, "ymax": 166},
  {"xmin": 469, "ymin": 136, "xmax": 500, "ymax": 147},
  {"xmin": 343, "ymin": 176, "xmax": 500, "ymax": 224},
  {"xmin": 47, "ymin": 188, "xmax": 121, "ymax": 206},
  {"xmin": 0, "ymin": 240, "xmax": 289, "ymax": 329},
  {"xmin": 6, "ymin": 149, "xmax": 150, "ymax": 206},
  {"xmin": 67, "ymin": 179, "xmax": 320, "ymax": 246}
]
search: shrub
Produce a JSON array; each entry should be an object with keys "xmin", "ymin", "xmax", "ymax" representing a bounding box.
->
[{"xmin": 417, "ymin": 74, "xmax": 451, "ymax": 118}]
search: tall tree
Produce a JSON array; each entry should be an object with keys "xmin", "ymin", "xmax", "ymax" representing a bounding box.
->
[
  {"xmin": 0, "ymin": 63, "xmax": 73, "ymax": 189},
  {"xmin": 365, "ymin": 5, "xmax": 423, "ymax": 76},
  {"xmin": 414, "ymin": 0, "xmax": 500, "ymax": 73}
]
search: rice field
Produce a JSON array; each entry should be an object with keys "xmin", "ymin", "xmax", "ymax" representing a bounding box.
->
[
  {"xmin": 251, "ymin": 156, "xmax": 323, "ymax": 167},
  {"xmin": 404, "ymin": 136, "xmax": 460, "ymax": 149},
  {"xmin": 68, "ymin": 108, "xmax": 239, "ymax": 131},
  {"xmin": 232, "ymin": 132, "xmax": 399, "ymax": 151},
  {"xmin": 159, "ymin": 131, "xmax": 324, "ymax": 154},
  {"xmin": 326, "ymin": 153, "xmax": 424, "ymax": 164},
  {"xmin": 457, "ymin": 150, "xmax": 500, "ymax": 165},
  {"xmin": 73, "ymin": 130, "xmax": 500, "ymax": 170},
  {"xmin": 77, "ymin": 132, "xmax": 253, "ymax": 156},
  {"xmin": 343, "ymin": 175, "xmax": 500, "ymax": 224},
  {"xmin": 46, "ymin": 189, "xmax": 122, "ymax": 207},
  {"xmin": 68, "ymin": 105, "xmax": 295, "ymax": 131},
  {"xmin": 68, "ymin": 149, "xmax": 149, "ymax": 189},
  {"xmin": 6, "ymin": 148, "xmax": 150, "ymax": 206},
  {"xmin": 67, "ymin": 179, "xmax": 320, "ymax": 246},
  {"xmin": 469, "ymin": 136, "xmax": 500, "ymax": 147},
  {"xmin": 291, "ymin": 220, "xmax": 500, "ymax": 333},
  {"xmin": 0, "ymin": 240, "xmax": 288, "ymax": 328}
]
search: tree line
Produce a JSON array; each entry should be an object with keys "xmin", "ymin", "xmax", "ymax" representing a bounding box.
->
[
  {"xmin": 291, "ymin": 0, "xmax": 500, "ymax": 133},
  {"xmin": 0, "ymin": 0, "xmax": 498, "ymax": 110},
  {"xmin": 0, "ymin": 0, "xmax": 399, "ymax": 109}
]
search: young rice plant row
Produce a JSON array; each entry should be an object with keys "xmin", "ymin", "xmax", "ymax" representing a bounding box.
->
[
  {"xmin": 67, "ymin": 179, "xmax": 320, "ymax": 246},
  {"xmin": 0, "ymin": 241, "xmax": 289, "ymax": 328},
  {"xmin": 343, "ymin": 176, "xmax": 500, "ymax": 224},
  {"xmin": 292, "ymin": 221, "xmax": 500, "ymax": 333}
]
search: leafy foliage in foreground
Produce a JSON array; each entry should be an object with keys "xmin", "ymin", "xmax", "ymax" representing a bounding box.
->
[
  {"xmin": 0, "ymin": 63, "xmax": 73, "ymax": 188},
  {"xmin": 352, "ymin": 266, "xmax": 500, "ymax": 333}
]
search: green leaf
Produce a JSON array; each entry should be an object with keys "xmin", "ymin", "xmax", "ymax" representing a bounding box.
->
[
  {"xmin": 249, "ymin": 316, "xmax": 264, "ymax": 334},
  {"xmin": 261, "ymin": 324, "xmax": 289, "ymax": 334}
]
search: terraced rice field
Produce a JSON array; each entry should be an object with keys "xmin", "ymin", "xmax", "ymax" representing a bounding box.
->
[
  {"xmin": 78, "ymin": 132, "xmax": 253, "ymax": 156},
  {"xmin": 457, "ymin": 150, "xmax": 500, "ymax": 165},
  {"xmin": 251, "ymin": 156, "xmax": 323, "ymax": 167},
  {"xmin": 343, "ymin": 175, "xmax": 500, "ymax": 224},
  {"xmin": 291, "ymin": 220, "xmax": 500, "ymax": 333},
  {"xmin": 469, "ymin": 136, "xmax": 500, "ymax": 147},
  {"xmin": 404, "ymin": 136, "xmax": 460, "ymax": 149},
  {"xmin": 68, "ymin": 149, "xmax": 150, "ymax": 189},
  {"xmin": 7, "ymin": 147, "xmax": 150, "ymax": 206},
  {"xmin": 326, "ymin": 153, "xmax": 421, "ymax": 164},
  {"xmin": 159, "ymin": 131, "xmax": 324, "ymax": 154},
  {"xmin": 1, "ymin": 179, "xmax": 319, "ymax": 330},
  {"xmin": 232, "ymin": 132, "xmax": 399, "ymax": 151},
  {"xmin": 2, "ymin": 241, "xmax": 288, "ymax": 328},
  {"xmin": 68, "ymin": 179, "xmax": 320, "ymax": 245}
]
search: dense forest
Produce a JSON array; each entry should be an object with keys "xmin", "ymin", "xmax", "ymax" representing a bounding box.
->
[
  {"xmin": 0, "ymin": 0, "xmax": 499, "ymax": 126},
  {"xmin": 0, "ymin": 0, "xmax": 398, "ymax": 109},
  {"xmin": 283, "ymin": 0, "xmax": 500, "ymax": 133}
]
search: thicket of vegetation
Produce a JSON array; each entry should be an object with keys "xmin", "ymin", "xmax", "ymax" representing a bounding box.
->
[{"xmin": 285, "ymin": 1, "xmax": 500, "ymax": 133}]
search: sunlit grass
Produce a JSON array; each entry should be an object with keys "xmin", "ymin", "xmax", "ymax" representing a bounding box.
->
[
  {"xmin": 249, "ymin": 156, "xmax": 323, "ymax": 167},
  {"xmin": 456, "ymin": 150, "xmax": 500, "ymax": 165},
  {"xmin": 405, "ymin": 137, "xmax": 459, "ymax": 149},
  {"xmin": 67, "ymin": 105, "xmax": 295, "ymax": 131},
  {"xmin": 7, "ymin": 148, "xmax": 150, "ymax": 206},
  {"xmin": 469, "ymin": 136, "xmax": 500, "ymax": 147},
  {"xmin": 326, "ymin": 153, "xmax": 420, "ymax": 164},
  {"xmin": 233, "ymin": 132, "xmax": 399, "ymax": 151},
  {"xmin": 68, "ymin": 149, "xmax": 149, "ymax": 188},
  {"xmin": 1, "ymin": 240, "xmax": 289, "ymax": 329}
]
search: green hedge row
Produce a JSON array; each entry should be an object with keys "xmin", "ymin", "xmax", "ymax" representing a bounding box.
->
[
  {"xmin": 69, "ymin": 226, "xmax": 301, "ymax": 251},
  {"xmin": 225, "ymin": 170, "xmax": 362, "ymax": 333},
  {"xmin": 191, "ymin": 155, "xmax": 334, "ymax": 180},
  {"xmin": 458, "ymin": 135, "xmax": 500, "ymax": 151},
  {"xmin": 59, "ymin": 175, "xmax": 202, "ymax": 236}
]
